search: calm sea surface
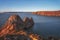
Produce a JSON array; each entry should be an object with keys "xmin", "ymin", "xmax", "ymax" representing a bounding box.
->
[{"xmin": 0, "ymin": 12, "xmax": 60, "ymax": 38}]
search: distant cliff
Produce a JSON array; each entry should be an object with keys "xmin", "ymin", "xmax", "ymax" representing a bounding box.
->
[{"xmin": 32, "ymin": 10, "xmax": 60, "ymax": 16}]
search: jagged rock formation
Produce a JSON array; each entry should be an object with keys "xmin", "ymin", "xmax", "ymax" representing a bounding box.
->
[
  {"xmin": 32, "ymin": 10, "xmax": 60, "ymax": 16},
  {"xmin": 0, "ymin": 15, "xmax": 24, "ymax": 37},
  {"xmin": 0, "ymin": 14, "xmax": 41, "ymax": 40},
  {"xmin": 23, "ymin": 17, "xmax": 34, "ymax": 29}
]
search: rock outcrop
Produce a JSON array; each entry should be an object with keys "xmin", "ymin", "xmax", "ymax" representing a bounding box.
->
[
  {"xmin": 0, "ymin": 15, "xmax": 24, "ymax": 37},
  {"xmin": 0, "ymin": 14, "xmax": 42, "ymax": 40},
  {"xmin": 23, "ymin": 17, "xmax": 34, "ymax": 29},
  {"xmin": 32, "ymin": 10, "xmax": 60, "ymax": 16}
]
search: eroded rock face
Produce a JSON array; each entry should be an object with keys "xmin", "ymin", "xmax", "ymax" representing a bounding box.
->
[
  {"xmin": 8, "ymin": 15, "xmax": 24, "ymax": 30},
  {"xmin": 1, "ymin": 15, "xmax": 24, "ymax": 30},
  {"xmin": 0, "ymin": 15, "xmax": 24, "ymax": 37}
]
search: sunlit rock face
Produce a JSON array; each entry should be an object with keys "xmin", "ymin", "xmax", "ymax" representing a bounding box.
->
[
  {"xmin": 7, "ymin": 15, "xmax": 24, "ymax": 30},
  {"xmin": 32, "ymin": 11, "xmax": 60, "ymax": 16},
  {"xmin": 29, "ymin": 33, "xmax": 42, "ymax": 40},
  {"xmin": 0, "ymin": 14, "xmax": 41, "ymax": 40},
  {"xmin": 0, "ymin": 15, "xmax": 24, "ymax": 37}
]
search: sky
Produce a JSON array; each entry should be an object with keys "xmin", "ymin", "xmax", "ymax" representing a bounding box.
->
[{"xmin": 0, "ymin": 0, "xmax": 60, "ymax": 12}]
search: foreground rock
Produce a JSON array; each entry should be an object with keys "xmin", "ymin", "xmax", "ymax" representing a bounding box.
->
[
  {"xmin": 32, "ymin": 10, "xmax": 60, "ymax": 16},
  {"xmin": 0, "ymin": 14, "xmax": 42, "ymax": 40}
]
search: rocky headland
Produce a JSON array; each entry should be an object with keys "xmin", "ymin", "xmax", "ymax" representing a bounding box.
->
[
  {"xmin": 0, "ymin": 14, "xmax": 42, "ymax": 40},
  {"xmin": 32, "ymin": 10, "xmax": 60, "ymax": 16},
  {"xmin": 0, "ymin": 14, "xmax": 60, "ymax": 40}
]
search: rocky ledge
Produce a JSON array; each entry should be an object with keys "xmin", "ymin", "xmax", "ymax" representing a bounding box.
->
[{"xmin": 32, "ymin": 10, "xmax": 60, "ymax": 16}]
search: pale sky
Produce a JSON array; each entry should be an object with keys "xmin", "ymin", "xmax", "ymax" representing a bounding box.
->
[{"xmin": 0, "ymin": 0, "xmax": 60, "ymax": 12}]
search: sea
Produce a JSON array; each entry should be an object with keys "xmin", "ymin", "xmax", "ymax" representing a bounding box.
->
[{"xmin": 0, "ymin": 12, "xmax": 60, "ymax": 38}]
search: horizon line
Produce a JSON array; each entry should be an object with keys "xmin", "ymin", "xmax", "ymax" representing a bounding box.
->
[{"xmin": 0, "ymin": 10, "xmax": 60, "ymax": 13}]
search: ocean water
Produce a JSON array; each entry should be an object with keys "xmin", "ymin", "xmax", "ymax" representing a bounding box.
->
[{"xmin": 0, "ymin": 12, "xmax": 60, "ymax": 38}]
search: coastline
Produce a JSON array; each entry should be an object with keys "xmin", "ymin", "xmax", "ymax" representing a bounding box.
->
[{"xmin": 32, "ymin": 10, "xmax": 60, "ymax": 16}]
